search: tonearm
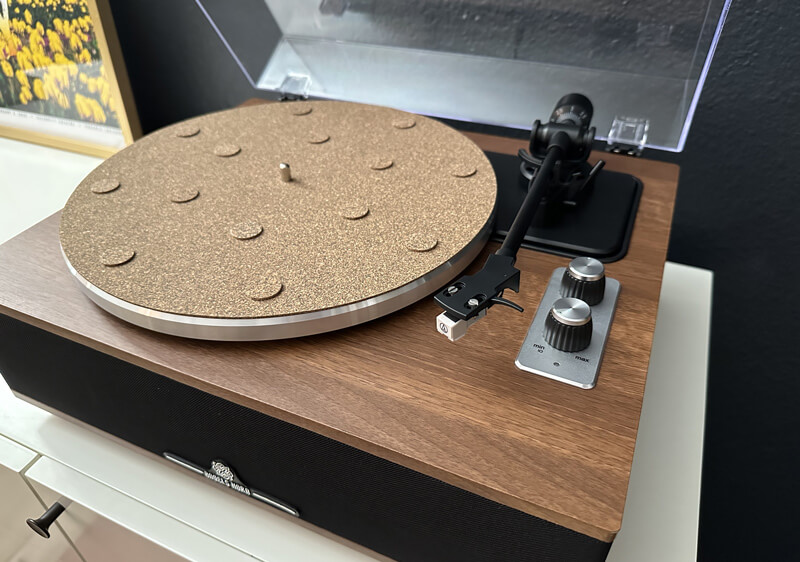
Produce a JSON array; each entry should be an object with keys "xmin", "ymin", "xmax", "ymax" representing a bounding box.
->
[{"xmin": 435, "ymin": 94, "xmax": 605, "ymax": 341}]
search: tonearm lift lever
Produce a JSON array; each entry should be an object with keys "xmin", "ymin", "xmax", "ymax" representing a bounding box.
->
[{"xmin": 435, "ymin": 94, "xmax": 603, "ymax": 341}]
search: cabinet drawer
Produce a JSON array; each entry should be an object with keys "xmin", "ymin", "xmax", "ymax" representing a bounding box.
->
[
  {"xmin": 24, "ymin": 456, "xmax": 256, "ymax": 562},
  {"xmin": 0, "ymin": 435, "xmax": 80, "ymax": 562}
]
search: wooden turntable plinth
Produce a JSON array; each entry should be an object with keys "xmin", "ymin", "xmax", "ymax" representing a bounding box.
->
[{"xmin": 0, "ymin": 99, "xmax": 678, "ymax": 556}]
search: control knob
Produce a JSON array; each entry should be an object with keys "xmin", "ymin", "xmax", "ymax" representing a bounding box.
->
[
  {"xmin": 561, "ymin": 257, "xmax": 606, "ymax": 306},
  {"xmin": 544, "ymin": 298, "xmax": 593, "ymax": 352}
]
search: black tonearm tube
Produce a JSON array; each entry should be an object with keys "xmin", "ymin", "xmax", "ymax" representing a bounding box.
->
[{"xmin": 435, "ymin": 94, "xmax": 601, "ymax": 341}]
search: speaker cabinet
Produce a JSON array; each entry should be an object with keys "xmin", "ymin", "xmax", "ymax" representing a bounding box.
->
[{"xmin": 0, "ymin": 314, "xmax": 610, "ymax": 561}]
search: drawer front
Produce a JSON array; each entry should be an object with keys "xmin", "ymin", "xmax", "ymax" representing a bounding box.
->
[
  {"xmin": 24, "ymin": 456, "xmax": 256, "ymax": 562},
  {"xmin": 0, "ymin": 435, "xmax": 80, "ymax": 562}
]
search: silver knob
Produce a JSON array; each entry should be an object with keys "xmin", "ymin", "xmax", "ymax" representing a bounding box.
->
[
  {"xmin": 544, "ymin": 297, "xmax": 593, "ymax": 352},
  {"xmin": 561, "ymin": 257, "xmax": 606, "ymax": 305}
]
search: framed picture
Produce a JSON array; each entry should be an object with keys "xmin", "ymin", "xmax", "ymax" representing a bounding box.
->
[{"xmin": 0, "ymin": 0, "xmax": 139, "ymax": 157}]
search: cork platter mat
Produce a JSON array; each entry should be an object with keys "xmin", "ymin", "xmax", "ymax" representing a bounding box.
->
[{"xmin": 59, "ymin": 101, "xmax": 497, "ymax": 340}]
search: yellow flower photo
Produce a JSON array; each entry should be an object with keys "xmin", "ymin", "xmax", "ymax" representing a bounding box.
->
[
  {"xmin": 0, "ymin": 0, "xmax": 137, "ymax": 156},
  {"xmin": 0, "ymin": 0, "xmax": 118, "ymax": 126}
]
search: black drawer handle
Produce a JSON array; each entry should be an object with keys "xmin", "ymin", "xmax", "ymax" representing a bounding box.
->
[{"xmin": 26, "ymin": 502, "xmax": 65, "ymax": 538}]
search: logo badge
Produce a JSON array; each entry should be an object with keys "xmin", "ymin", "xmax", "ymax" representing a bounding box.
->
[
  {"xmin": 163, "ymin": 452, "xmax": 299, "ymax": 517},
  {"xmin": 210, "ymin": 460, "xmax": 235, "ymax": 481}
]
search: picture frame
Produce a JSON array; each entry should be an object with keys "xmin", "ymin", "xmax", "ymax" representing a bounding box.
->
[{"xmin": 0, "ymin": 0, "xmax": 139, "ymax": 157}]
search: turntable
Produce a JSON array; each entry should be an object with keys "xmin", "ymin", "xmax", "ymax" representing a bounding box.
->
[
  {"xmin": 0, "ymin": 1, "xmax": 729, "ymax": 561},
  {"xmin": 58, "ymin": 101, "xmax": 497, "ymax": 340}
]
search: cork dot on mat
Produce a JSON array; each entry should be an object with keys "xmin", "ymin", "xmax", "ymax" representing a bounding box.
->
[
  {"xmin": 90, "ymin": 179, "xmax": 120, "ymax": 194},
  {"xmin": 370, "ymin": 159, "xmax": 394, "ymax": 170},
  {"xmin": 175, "ymin": 124, "xmax": 200, "ymax": 138},
  {"xmin": 101, "ymin": 248, "xmax": 135, "ymax": 267},
  {"xmin": 452, "ymin": 165, "xmax": 477, "ymax": 178},
  {"xmin": 307, "ymin": 133, "xmax": 330, "ymax": 144},
  {"xmin": 230, "ymin": 220, "xmax": 263, "ymax": 240},
  {"xmin": 248, "ymin": 278, "xmax": 283, "ymax": 301},
  {"xmin": 406, "ymin": 233, "xmax": 438, "ymax": 252},
  {"xmin": 341, "ymin": 202, "xmax": 370, "ymax": 220},
  {"xmin": 214, "ymin": 143, "xmax": 241, "ymax": 157},
  {"xmin": 290, "ymin": 105, "xmax": 313, "ymax": 116},
  {"xmin": 170, "ymin": 188, "xmax": 199, "ymax": 203},
  {"xmin": 392, "ymin": 118, "xmax": 416, "ymax": 129}
]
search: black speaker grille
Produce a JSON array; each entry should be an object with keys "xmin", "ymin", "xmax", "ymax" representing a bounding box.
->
[{"xmin": 0, "ymin": 314, "xmax": 611, "ymax": 561}]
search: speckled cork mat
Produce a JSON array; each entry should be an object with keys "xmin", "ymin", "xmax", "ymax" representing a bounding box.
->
[{"xmin": 59, "ymin": 101, "xmax": 496, "ymax": 319}]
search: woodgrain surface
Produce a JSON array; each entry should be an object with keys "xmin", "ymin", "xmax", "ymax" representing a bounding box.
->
[{"xmin": 0, "ymin": 108, "xmax": 678, "ymax": 541}]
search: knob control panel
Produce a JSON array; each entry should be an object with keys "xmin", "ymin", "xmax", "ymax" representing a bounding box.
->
[{"xmin": 516, "ymin": 261, "xmax": 620, "ymax": 389}]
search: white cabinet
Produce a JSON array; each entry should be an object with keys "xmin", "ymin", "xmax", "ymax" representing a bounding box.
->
[
  {"xmin": 1, "ymin": 424, "xmax": 254, "ymax": 562},
  {"xmin": 25, "ymin": 457, "xmax": 256, "ymax": 562},
  {"xmin": 0, "ymin": 435, "xmax": 81, "ymax": 562}
]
